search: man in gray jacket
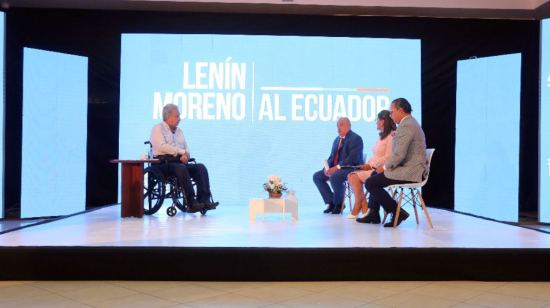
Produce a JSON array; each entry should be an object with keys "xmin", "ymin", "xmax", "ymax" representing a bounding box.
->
[{"xmin": 358, "ymin": 98, "xmax": 427, "ymax": 227}]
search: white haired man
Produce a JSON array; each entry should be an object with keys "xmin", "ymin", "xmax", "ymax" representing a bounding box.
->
[{"xmin": 149, "ymin": 104, "xmax": 218, "ymax": 212}]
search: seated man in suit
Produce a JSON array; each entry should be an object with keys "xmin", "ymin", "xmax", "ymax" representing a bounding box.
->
[
  {"xmin": 313, "ymin": 117, "xmax": 364, "ymax": 214},
  {"xmin": 149, "ymin": 103, "xmax": 218, "ymax": 212},
  {"xmin": 358, "ymin": 98, "xmax": 427, "ymax": 227}
]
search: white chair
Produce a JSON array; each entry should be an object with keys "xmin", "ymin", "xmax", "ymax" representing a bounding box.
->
[{"xmin": 383, "ymin": 148, "xmax": 435, "ymax": 228}]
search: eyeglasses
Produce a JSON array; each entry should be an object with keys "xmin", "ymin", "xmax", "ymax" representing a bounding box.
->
[{"xmin": 389, "ymin": 108, "xmax": 398, "ymax": 115}]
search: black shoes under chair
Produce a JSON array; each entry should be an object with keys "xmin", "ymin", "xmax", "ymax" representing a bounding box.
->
[
  {"xmin": 356, "ymin": 210, "xmax": 381, "ymax": 224},
  {"xmin": 332, "ymin": 204, "xmax": 345, "ymax": 214},
  {"xmin": 383, "ymin": 208, "xmax": 410, "ymax": 228},
  {"xmin": 355, "ymin": 208, "xmax": 409, "ymax": 227},
  {"xmin": 323, "ymin": 203, "xmax": 336, "ymax": 213},
  {"xmin": 323, "ymin": 203, "xmax": 345, "ymax": 214}
]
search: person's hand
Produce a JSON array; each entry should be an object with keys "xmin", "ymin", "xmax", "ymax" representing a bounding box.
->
[
  {"xmin": 376, "ymin": 166, "xmax": 384, "ymax": 173},
  {"xmin": 180, "ymin": 155, "xmax": 189, "ymax": 164},
  {"xmin": 360, "ymin": 164, "xmax": 372, "ymax": 171},
  {"xmin": 327, "ymin": 166, "xmax": 339, "ymax": 175},
  {"xmin": 324, "ymin": 169, "xmax": 330, "ymax": 177}
]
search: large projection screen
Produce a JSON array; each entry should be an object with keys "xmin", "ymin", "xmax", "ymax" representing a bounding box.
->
[
  {"xmin": 21, "ymin": 48, "xmax": 88, "ymax": 218},
  {"xmin": 455, "ymin": 53, "xmax": 521, "ymax": 222},
  {"xmin": 541, "ymin": 19, "xmax": 550, "ymax": 223},
  {"xmin": 120, "ymin": 34, "xmax": 421, "ymax": 206}
]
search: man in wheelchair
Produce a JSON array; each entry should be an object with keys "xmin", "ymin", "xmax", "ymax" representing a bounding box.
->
[{"xmin": 149, "ymin": 103, "xmax": 218, "ymax": 213}]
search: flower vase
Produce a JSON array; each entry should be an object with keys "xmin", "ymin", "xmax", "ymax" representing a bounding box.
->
[{"xmin": 269, "ymin": 192, "xmax": 282, "ymax": 199}]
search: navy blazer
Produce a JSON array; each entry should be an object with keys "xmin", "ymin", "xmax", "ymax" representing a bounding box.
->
[{"xmin": 326, "ymin": 130, "xmax": 364, "ymax": 168}]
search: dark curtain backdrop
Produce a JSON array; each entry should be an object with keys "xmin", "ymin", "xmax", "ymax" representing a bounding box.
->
[{"xmin": 3, "ymin": 9, "xmax": 540, "ymax": 217}]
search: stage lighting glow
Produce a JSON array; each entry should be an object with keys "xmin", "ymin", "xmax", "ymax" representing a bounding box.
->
[
  {"xmin": 21, "ymin": 48, "xmax": 88, "ymax": 218},
  {"xmin": 541, "ymin": 19, "xmax": 550, "ymax": 223},
  {"xmin": 119, "ymin": 34, "xmax": 421, "ymax": 206},
  {"xmin": 455, "ymin": 53, "xmax": 521, "ymax": 222}
]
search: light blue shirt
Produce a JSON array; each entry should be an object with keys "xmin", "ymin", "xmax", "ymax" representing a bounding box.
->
[{"xmin": 149, "ymin": 122, "xmax": 190, "ymax": 157}]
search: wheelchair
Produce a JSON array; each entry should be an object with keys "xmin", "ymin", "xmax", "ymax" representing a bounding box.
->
[{"xmin": 142, "ymin": 141, "xmax": 215, "ymax": 217}]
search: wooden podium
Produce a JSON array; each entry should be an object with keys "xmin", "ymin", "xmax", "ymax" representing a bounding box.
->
[{"xmin": 110, "ymin": 159, "xmax": 159, "ymax": 218}]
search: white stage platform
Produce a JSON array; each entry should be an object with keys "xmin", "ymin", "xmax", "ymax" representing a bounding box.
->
[{"xmin": 1, "ymin": 204, "xmax": 549, "ymax": 249}]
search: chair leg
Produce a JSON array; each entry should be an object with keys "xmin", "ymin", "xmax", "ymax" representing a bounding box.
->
[
  {"xmin": 383, "ymin": 187, "xmax": 394, "ymax": 223},
  {"xmin": 417, "ymin": 191, "xmax": 433, "ymax": 228},
  {"xmin": 346, "ymin": 182, "xmax": 353, "ymax": 214},
  {"xmin": 389, "ymin": 187, "xmax": 396, "ymax": 200},
  {"xmin": 393, "ymin": 188, "xmax": 404, "ymax": 228},
  {"xmin": 411, "ymin": 189, "xmax": 420, "ymax": 225},
  {"xmin": 340, "ymin": 183, "xmax": 346, "ymax": 215}
]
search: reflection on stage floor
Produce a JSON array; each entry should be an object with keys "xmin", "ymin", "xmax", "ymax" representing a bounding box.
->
[{"xmin": 1, "ymin": 204, "xmax": 549, "ymax": 249}]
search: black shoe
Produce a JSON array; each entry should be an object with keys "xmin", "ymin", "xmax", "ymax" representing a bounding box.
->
[
  {"xmin": 383, "ymin": 209, "xmax": 410, "ymax": 227},
  {"xmin": 356, "ymin": 210, "xmax": 381, "ymax": 224},
  {"xmin": 331, "ymin": 204, "xmax": 344, "ymax": 214},
  {"xmin": 187, "ymin": 200, "xmax": 205, "ymax": 212},
  {"xmin": 204, "ymin": 201, "xmax": 219, "ymax": 209},
  {"xmin": 323, "ymin": 203, "xmax": 336, "ymax": 214}
]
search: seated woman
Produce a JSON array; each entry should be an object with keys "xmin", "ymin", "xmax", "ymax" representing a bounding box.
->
[{"xmin": 346, "ymin": 110, "xmax": 396, "ymax": 219}]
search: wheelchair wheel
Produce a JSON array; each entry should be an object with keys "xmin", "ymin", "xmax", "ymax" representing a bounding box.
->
[
  {"xmin": 143, "ymin": 167, "xmax": 165, "ymax": 215},
  {"xmin": 167, "ymin": 206, "xmax": 177, "ymax": 217},
  {"xmin": 167, "ymin": 181, "xmax": 187, "ymax": 213}
]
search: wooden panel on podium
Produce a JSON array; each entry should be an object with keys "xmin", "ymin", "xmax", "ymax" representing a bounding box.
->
[{"xmin": 110, "ymin": 159, "xmax": 159, "ymax": 218}]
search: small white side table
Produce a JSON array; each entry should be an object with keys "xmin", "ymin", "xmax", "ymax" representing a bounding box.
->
[{"xmin": 249, "ymin": 197, "xmax": 298, "ymax": 221}]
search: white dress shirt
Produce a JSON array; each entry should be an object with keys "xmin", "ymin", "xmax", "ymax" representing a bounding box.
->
[{"xmin": 149, "ymin": 122, "xmax": 190, "ymax": 157}]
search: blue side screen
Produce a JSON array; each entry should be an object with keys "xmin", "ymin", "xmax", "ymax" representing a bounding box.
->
[
  {"xmin": 21, "ymin": 48, "xmax": 88, "ymax": 218},
  {"xmin": 455, "ymin": 53, "xmax": 521, "ymax": 222},
  {"xmin": 0, "ymin": 12, "xmax": 4, "ymax": 218},
  {"xmin": 540, "ymin": 19, "xmax": 550, "ymax": 223}
]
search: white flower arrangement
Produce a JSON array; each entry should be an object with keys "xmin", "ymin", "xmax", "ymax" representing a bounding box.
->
[{"xmin": 263, "ymin": 175, "xmax": 288, "ymax": 194}]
